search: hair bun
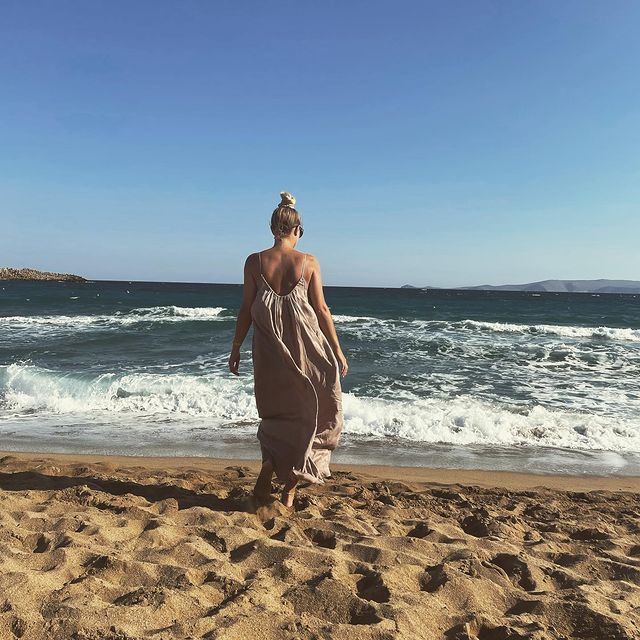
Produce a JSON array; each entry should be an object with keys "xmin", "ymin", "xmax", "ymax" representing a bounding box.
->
[{"xmin": 279, "ymin": 191, "xmax": 296, "ymax": 208}]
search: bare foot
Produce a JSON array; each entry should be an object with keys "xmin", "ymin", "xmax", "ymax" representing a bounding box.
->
[
  {"xmin": 281, "ymin": 472, "xmax": 298, "ymax": 508},
  {"xmin": 253, "ymin": 461, "xmax": 273, "ymax": 499}
]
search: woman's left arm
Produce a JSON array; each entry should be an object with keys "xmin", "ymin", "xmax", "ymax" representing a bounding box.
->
[{"xmin": 228, "ymin": 254, "xmax": 258, "ymax": 375}]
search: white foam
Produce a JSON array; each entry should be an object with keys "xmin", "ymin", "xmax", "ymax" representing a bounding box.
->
[
  {"xmin": 333, "ymin": 315, "xmax": 640, "ymax": 343},
  {"xmin": 2, "ymin": 364, "xmax": 638, "ymax": 453},
  {"xmin": 342, "ymin": 392, "xmax": 640, "ymax": 452},
  {"xmin": 1, "ymin": 363, "xmax": 256, "ymax": 420},
  {"xmin": 332, "ymin": 314, "xmax": 379, "ymax": 323},
  {"xmin": 459, "ymin": 319, "xmax": 640, "ymax": 342},
  {"xmin": 129, "ymin": 306, "xmax": 227, "ymax": 320},
  {"xmin": 0, "ymin": 306, "xmax": 230, "ymax": 330}
]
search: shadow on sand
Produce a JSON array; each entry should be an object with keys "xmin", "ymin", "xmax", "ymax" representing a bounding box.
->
[{"xmin": 0, "ymin": 469, "xmax": 264, "ymax": 513}]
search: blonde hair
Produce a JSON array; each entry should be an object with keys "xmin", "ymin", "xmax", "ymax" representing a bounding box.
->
[{"xmin": 270, "ymin": 191, "xmax": 301, "ymax": 238}]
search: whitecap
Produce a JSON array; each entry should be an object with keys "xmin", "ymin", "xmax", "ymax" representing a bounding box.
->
[
  {"xmin": 2, "ymin": 363, "xmax": 638, "ymax": 454},
  {"xmin": 0, "ymin": 306, "xmax": 231, "ymax": 331}
]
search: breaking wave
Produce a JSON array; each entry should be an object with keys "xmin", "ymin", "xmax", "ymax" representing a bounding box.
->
[
  {"xmin": 332, "ymin": 315, "xmax": 640, "ymax": 343},
  {"xmin": 2, "ymin": 363, "xmax": 638, "ymax": 453},
  {"xmin": 1, "ymin": 306, "xmax": 230, "ymax": 331}
]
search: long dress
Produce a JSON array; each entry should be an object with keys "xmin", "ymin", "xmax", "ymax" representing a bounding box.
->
[{"xmin": 250, "ymin": 251, "xmax": 343, "ymax": 485}]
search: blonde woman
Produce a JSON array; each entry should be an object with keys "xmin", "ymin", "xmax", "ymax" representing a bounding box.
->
[{"xmin": 229, "ymin": 192, "xmax": 348, "ymax": 507}]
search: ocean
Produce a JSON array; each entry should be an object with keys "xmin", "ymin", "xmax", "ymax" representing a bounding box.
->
[{"xmin": 1, "ymin": 280, "xmax": 639, "ymax": 476}]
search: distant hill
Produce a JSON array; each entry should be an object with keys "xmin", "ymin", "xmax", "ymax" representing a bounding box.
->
[
  {"xmin": 403, "ymin": 279, "xmax": 640, "ymax": 294},
  {"xmin": 0, "ymin": 267, "xmax": 86, "ymax": 282}
]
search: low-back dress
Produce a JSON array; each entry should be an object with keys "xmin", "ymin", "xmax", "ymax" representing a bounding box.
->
[{"xmin": 250, "ymin": 251, "xmax": 343, "ymax": 484}]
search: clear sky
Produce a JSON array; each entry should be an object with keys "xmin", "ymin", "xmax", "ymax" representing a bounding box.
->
[{"xmin": 2, "ymin": 1, "xmax": 639, "ymax": 287}]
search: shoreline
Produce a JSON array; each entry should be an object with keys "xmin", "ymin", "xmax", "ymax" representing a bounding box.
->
[
  {"xmin": 2, "ymin": 431, "xmax": 638, "ymax": 478},
  {"xmin": 1, "ymin": 449, "xmax": 638, "ymax": 492}
]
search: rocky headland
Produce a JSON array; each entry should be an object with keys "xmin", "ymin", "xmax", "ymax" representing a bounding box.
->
[{"xmin": 0, "ymin": 267, "xmax": 86, "ymax": 282}]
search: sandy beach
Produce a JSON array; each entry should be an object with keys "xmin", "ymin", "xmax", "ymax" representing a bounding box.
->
[{"xmin": 0, "ymin": 452, "xmax": 637, "ymax": 639}]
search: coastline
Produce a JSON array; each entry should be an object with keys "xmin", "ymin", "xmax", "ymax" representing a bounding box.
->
[
  {"xmin": 1, "ymin": 432, "xmax": 638, "ymax": 478},
  {"xmin": 1, "ymin": 449, "xmax": 638, "ymax": 492}
]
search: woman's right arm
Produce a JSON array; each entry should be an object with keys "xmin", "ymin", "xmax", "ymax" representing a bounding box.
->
[
  {"xmin": 228, "ymin": 254, "xmax": 258, "ymax": 375},
  {"xmin": 307, "ymin": 255, "xmax": 348, "ymax": 377}
]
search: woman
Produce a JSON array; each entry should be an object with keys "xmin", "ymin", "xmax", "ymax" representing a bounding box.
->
[{"xmin": 228, "ymin": 192, "xmax": 348, "ymax": 507}]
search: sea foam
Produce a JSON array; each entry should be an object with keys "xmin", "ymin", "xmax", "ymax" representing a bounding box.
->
[
  {"xmin": 0, "ymin": 363, "xmax": 255, "ymax": 421},
  {"xmin": 1, "ymin": 306, "xmax": 230, "ymax": 331},
  {"xmin": 2, "ymin": 363, "xmax": 638, "ymax": 453},
  {"xmin": 332, "ymin": 315, "xmax": 640, "ymax": 343}
]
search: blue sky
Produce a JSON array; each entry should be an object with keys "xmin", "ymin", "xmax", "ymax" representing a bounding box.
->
[{"xmin": 2, "ymin": 1, "xmax": 639, "ymax": 287}]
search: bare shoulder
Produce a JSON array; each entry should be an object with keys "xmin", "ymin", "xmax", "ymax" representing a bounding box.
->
[
  {"xmin": 304, "ymin": 254, "xmax": 323, "ymax": 284},
  {"xmin": 244, "ymin": 252, "xmax": 261, "ymax": 274},
  {"xmin": 304, "ymin": 253, "xmax": 320, "ymax": 269},
  {"xmin": 245, "ymin": 252, "xmax": 261, "ymax": 265}
]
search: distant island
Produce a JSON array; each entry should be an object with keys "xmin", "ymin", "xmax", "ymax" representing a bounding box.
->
[
  {"xmin": 0, "ymin": 267, "xmax": 86, "ymax": 283},
  {"xmin": 402, "ymin": 279, "xmax": 640, "ymax": 294}
]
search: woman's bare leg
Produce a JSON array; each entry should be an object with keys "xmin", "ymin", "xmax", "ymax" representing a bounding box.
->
[
  {"xmin": 253, "ymin": 460, "xmax": 273, "ymax": 499},
  {"xmin": 281, "ymin": 471, "xmax": 298, "ymax": 508}
]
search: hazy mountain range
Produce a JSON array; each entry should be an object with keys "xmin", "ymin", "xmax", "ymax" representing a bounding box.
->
[{"xmin": 401, "ymin": 279, "xmax": 640, "ymax": 294}]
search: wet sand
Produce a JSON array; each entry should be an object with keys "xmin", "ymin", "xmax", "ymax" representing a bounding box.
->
[{"xmin": 0, "ymin": 451, "xmax": 638, "ymax": 639}]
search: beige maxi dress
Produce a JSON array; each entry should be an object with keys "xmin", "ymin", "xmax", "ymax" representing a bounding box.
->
[{"xmin": 251, "ymin": 252, "xmax": 343, "ymax": 484}]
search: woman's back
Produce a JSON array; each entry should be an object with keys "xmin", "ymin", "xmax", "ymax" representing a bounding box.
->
[{"xmin": 258, "ymin": 248, "xmax": 308, "ymax": 297}]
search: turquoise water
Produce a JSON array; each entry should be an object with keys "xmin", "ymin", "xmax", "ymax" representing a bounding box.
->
[{"xmin": 1, "ymin": 280, "xmax": 639, "ymax": 475}]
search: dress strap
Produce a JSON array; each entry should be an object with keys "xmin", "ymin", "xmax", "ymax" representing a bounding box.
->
[{"xmin": 301, "ymin": 253, "xmax": 307, "ymax": 280}]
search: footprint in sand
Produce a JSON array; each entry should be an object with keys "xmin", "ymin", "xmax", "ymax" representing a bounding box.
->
[
  {"xmin": 283, "ymin": 575, "xmax": 383, "ymax": 626},
  {"xmin": 354, "ymin": 568, "xmax": 390, "ymax": 603},
  {"xmin": 230, "ymin": 540, "xmax": 258, "ymax": 562},
  {"xmin": 489, "ymin": 553, "xmax": 536, "ymax": 591},
  {"xmin": 197, "ymin": 528, "xmax": 228, "ymax": 553},
  {"xmin": 304, "ymin": 527, "xmax": 337, "ymax": 549},
  {"xmin": 406, "ymin": 521, "xmax": 432, "ymax": 538},
  {"xmin": 29, "ymin": 533, "xmax": 51, "ymax": 554},
  {"xmin": 419, "ymin": 563, "xmax": 449, "ymax": 593},
  {"xmin": 460, "ymin": 513, "xmax": 492, "ymax": 538},
  {"xmin": 10, "ymin": 616, "xmax": 27, "ymax": 638}
]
